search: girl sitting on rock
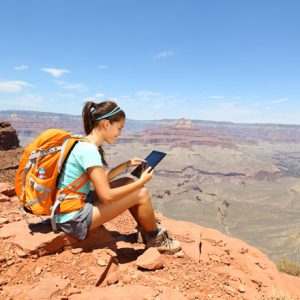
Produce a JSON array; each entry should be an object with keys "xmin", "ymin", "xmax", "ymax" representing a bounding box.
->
[{"xmin": 55, "ymin": 100, "xmax": 181, "ymax": 254}]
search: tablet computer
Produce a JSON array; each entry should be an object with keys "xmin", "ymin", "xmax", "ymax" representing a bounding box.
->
[{"xmin": 131, "ymin": 150, "xmax": 167, "ymax": 178}]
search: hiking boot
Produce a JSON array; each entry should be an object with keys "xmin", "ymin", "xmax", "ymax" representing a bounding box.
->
[
  {"xmin": 136, "ymin": 225, "xmax": 168, "ymax": 244},
  {"xmin": 145, "ymin": 228, "xmax": 181, "ymax": 254}
]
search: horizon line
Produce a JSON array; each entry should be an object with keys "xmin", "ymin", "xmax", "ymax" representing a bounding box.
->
[{"xmin": 0, "ymin": 109, "xmax": 300, "ymax": 127}]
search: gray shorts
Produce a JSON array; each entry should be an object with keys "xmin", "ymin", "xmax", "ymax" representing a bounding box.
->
[{"xmin": 55, "ymin": 193, "xmax": 94, "ymax": 241}]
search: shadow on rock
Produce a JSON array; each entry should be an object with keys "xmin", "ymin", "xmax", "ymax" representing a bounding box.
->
[{"xmin": 27, "ymin": 218, "xmax": 52, "ymax": 234}]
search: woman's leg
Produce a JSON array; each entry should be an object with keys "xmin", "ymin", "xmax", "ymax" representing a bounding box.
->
[
  {"xmin": 90, "ymin": 178, "xmax": 157, "ymax": 232},
  {"xmin": 91, "ymin": 177, "xmax": 181, "ymax": 253},
  {"xmin": 108, "ymin": 177, "xmax": 140, "ymax": 224}
]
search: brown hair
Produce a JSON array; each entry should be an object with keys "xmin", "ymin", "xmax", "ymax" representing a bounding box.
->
[{"xmin": 82, "ymin": 100, "xmax": 126, "ymax": 166}]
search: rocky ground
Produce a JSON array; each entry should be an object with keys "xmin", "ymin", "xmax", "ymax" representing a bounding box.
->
[{"xmin": 0, "ymin": 180, "xmax": 300, "ymax": 300}]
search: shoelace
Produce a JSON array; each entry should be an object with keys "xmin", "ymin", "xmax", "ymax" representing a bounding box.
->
[{"xmin": 161, "ymin": 232, "xmax": 174, "ymax": 248}]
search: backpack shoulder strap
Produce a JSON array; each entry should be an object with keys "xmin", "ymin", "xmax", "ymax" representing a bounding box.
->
[{"xmin": 50, "ymin": 172, "xmax": 90, "ymax": 232}]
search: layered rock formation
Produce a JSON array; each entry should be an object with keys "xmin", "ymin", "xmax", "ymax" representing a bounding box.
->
[
  {"xmin": 2, "ymin": 110, "xmax": 300, "ymax": 146},
  {"xmin": 0, "ymin": 110, "xmax": 83, "ymax": 147},
  {"xmin": 0, "ymin": 122, "xmax": 22, "ymax": 183},
  {"xmin": 119, "ymin": 118, "xmax": 236, "ymax": 149},
  {"xmin": 0, "ymin": 121, "xmax": 19, "ymax": 150}
]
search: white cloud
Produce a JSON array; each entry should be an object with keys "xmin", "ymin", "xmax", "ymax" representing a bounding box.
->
[
  {"xmin": 55, "ymin": 80, "xmax": 66, "ymax": 86},
  {"xmin": 208, "ymin": 95, "xmax": 225, "ymax": 100},
  {"xmin": 53, "ymin": 93, "xmax": 75, "ymax": 99},
  {"xmin": 135, "ymin": 90, "xmax": 162, "ymax": 98},
  {"xmin": 41, "ymin": 68, "xmax": 70, "ymax": 78},
  {"xmin": 55, "ymin": 80, "xmax": 88, "ymax": 92},
  {"xmin": 250, "ymin": 97, "xmax": 289, "ymax": 109},
  {"xmin": 0, "ymin": 93, "xmax": 42, "ymax": 107},
  {"xmin": 54, "ymin": 79, "xmax": 88, "ymax": 92},
  {"xmin": 63, "ymin": 83, "xmax": 87, "ymax": 92},
  {"xmin": 20, "ymin": 93, "xmax": 43, "ymax": 106},
  {"xmin": 153, "ymin": 51, "xmax": 174, "ymax": 59},
  {"xmin": 0, "ymin": 80, "xmax": 32, "ymax": 93},
  {"xmin": 266, "ymin": 98, "xmax": 288, "ymax": 105},
  {"xmin": 98, "ymin": 65, "xmax": 108, "ymax": 69},
  {"xmin": 94, "ymin": 93, "xmax": 105, "ymax": 98},
  {"xmin": 14, "ymin": 65, "xmax": 29, "ymax": 71},
  {"xmin": 125, "ymin": 90, "xmax": 189, "ymax": 119},
  {"xmin": 152, "ymin": 100, "xmax": 165, "ymax": 110}
]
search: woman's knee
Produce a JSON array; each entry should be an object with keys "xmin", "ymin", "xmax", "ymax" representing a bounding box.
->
[{"xmin": 137, "ymin": 187, "xmax": 151, "ymax": 204}]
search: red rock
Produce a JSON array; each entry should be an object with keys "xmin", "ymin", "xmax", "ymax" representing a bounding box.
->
[
  {"xmin": 0, "ymin": 122, "xmax": 19, "ymax": 150},
  {"xmin": 15, "ymin": 248, "xmax": 27, "ymax": 258},
  {"xmin": 0, "ymin": 217, "xmax": 9, "ymax": 225},
  {"xmin": 223, "ymin": 285, "xmax": 236, "ymax": 296},
  {"xmin": 240, "ymin": 247, "xmax": 248, "ymax": 254},
  {"xmin": 0, "ymin": 194, "xmax": 9, "ymax": 202},
  {"xmin": 0, "ymin": 182, "xmax": 15, "ymax": 197},
  {"xmin": 1, "ymin": 190, "xmax": 300, "ymax": 300},
  {"xmin": 122, "ymin": 274, "xmax": 131, "ymax": 284},
  {"xmin": 6, "ymin": 259, "xmax": 14, "ymax": 266},
  {"xmin": 3, "ymin": 276, "xmax": 70, "ymax": 299},
  {"xmin": 34, "ymin": 266, "xmax": 42, "ymax": 275},
  {"xmin": 136, "ymin": 247, "xmax": 164, "ymax": 270},
  {"xmin": 97, "ymin": 258, "xmax": 107, "ymax": 266},
  {"xmin": 106, "ymin": 271, "xmax": 119, "ymax": 285},
  {"xmin": 255, "ymin": 261, "xmax": 267, "ymax": 270},
  {"xmin": 70, "ymin": 285, "xmax": 157, "ymax": 300},
  {"xmin": 67, "ymin": 287, "xmax": 81, "ymax": 296},
  {"xmin": 0, "ymin": 219, "xmax": 116, "ymax": 257},
  {"xmin": 71, "ymin": 248, "xmax": 83, "ymax": 254},
  {"xmin": 159, "ymin": 286, "xmax": 187, "ymax": 299},
  {"xmin": 174, "ymin": 250, "xmax": 185, "ymax": 258},
  {"xmin": 0, "ymin": 279, "xmax": 7, "ymax": 286}
]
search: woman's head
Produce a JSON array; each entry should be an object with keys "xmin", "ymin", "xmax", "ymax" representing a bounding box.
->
[
  {"xmin": 82, "ymin": 100, "xmax": 126, "ymax": 135},
  {"xmin": 82, "ymin": 100, "xmax": 125, "ymax": 166}
]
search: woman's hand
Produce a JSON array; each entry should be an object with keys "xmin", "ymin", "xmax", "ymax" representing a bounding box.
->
[
  {"xmin": 126, "ymin": 157, "xmax": 146, "ymax": 168},
  {"xmin": 139, "ymin": 167, "xmax": 154, "ymax": 185}
]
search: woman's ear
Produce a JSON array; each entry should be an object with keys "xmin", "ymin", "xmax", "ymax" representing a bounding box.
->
[{"xmin": 102, "ymin": 119, "xmax": 110, "ymax": 129}]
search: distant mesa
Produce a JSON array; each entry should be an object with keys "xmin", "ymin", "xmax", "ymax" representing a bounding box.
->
[
  {"xmin": 172, "ymin": 118, "xmax": 193, "ymax": 129},
  {"xmin": 127, "ymin": 118, "xmax": 235, "ymax": 149}
]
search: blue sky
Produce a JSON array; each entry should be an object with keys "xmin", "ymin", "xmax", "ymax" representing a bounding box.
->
[{"xmin": 0, "ymin": 0, "xmax": 300, "ymax": 124}]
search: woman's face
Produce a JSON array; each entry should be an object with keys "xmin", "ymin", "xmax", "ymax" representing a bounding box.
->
[{"xmin": 105, "ymin": 118, "xmax": 125, "ymax": 144}]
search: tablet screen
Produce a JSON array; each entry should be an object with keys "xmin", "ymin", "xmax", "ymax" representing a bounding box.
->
[{"xmin": 131, "ymin": 150, "xmax": 167, "ymax": 178}]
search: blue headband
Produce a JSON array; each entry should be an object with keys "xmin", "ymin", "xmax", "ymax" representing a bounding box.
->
[{"xmin": 95, "ymin": 106, "xmax": 121, "ymax": 120}]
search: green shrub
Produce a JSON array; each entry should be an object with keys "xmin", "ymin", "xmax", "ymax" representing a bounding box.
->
[{"xmin": 277, "ymin": 257, "xmax": 300, "ymax": 277}]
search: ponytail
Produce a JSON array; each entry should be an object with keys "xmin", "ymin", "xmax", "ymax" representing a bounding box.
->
[{"xmin": 82, "ymin": 101, "xmax": 96, "ymax": 135}]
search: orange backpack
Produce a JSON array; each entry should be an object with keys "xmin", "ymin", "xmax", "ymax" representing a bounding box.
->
[{"xmin": 15, "ymin": 129, "xmax": 90, "ymax": 231}]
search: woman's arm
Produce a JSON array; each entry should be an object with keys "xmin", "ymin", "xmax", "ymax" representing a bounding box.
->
[
  {"xmin": 106, "ymin": 157, "xmax": 145, "ymax": 181},
  {"xmin": 88, "ymin": 165, "xmax": 153, "ymax": 204},
  {"xmin": 106, "ymin": 161, "xmax": 130, "ymax": 181}
]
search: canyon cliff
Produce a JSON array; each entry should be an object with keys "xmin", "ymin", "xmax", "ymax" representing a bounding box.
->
[{"xmin": 0, "ymin": 121, "xmax": 299, "ymax": 299}]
